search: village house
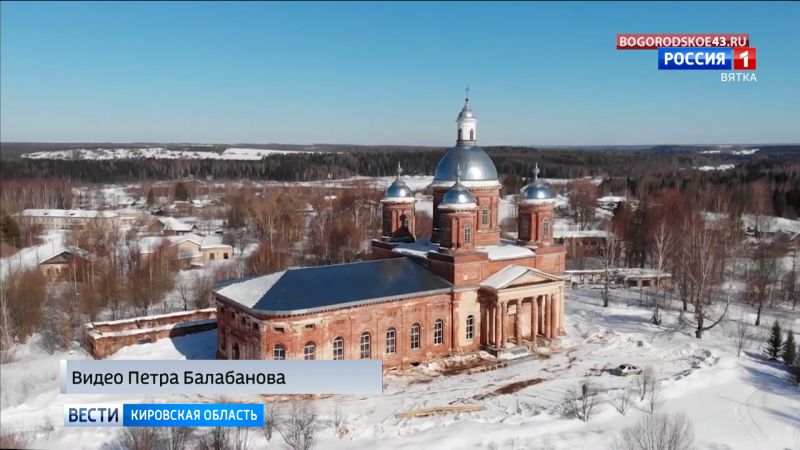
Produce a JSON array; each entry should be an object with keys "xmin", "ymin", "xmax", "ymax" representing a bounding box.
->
[
  {"xmin": 139, "ymin": 233, "xmax": 232, "ymax": 269},
  {"xmin": 17, "ymin": 209, "xmax": 119, "ymax": 230},
  {"xmin": 213, "ymin": 98, "xmax": 568, "ymax": 370},
  {"xmin": 39, "ymin": 246, "xmax": 94, "ymax": 282}
]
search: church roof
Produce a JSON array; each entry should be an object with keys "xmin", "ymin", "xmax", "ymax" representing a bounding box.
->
[
  {"xmin": 214, "ymin": 257, "xmax": 453, "ymax": 315},
  {"xmin": 480, "ymin": 265, "xmax": 564, "ymax": 291}
]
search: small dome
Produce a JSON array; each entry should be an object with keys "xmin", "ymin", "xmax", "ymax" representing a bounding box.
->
[
  {"xmin": 458, "ymin": 103, "xmax": 475, "ymax": 121},
  {"xmin": 439, "ymin": 180, "xmax": 477, "ymax": 210},
  {"xmin": 384, "ymin": 178, "xmax": 413, "ymax": 199},
  {"xmin": 383, "ymin": 162, "xmax": 415, "ymax": 202},
  {"xmin": 433, "ymin": 146, "xmax": 498, "ymax": 183},
  {"xmin": 520, "ymin": 163, "xmax": 554, "ymax": 202}
]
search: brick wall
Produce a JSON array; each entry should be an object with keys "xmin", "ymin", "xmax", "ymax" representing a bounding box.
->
[{"xmin": 83, "ymin": 308, "xmax": 217, "ymax": 359}]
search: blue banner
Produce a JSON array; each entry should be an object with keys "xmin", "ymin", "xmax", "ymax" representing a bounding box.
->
[
  {"xmin": 123, "ymin": 403, "xmax": 264, "ymax": 427},
  {"xmin": 658, "ymin": 47, "xmax": 732, "ymax": 70}
]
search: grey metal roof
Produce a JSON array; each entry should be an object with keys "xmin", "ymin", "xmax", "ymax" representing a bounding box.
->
[
  {"xmin": 384, "ymin": 178, "xmax": 413, "ymax": 199},
  {"xmin": 215, "ymin": 257, "xmax": 452, "ymax": 315},
  {"xmin": 439, "ymin": 180, "xmax": 476, "ymax": 207},
  {"xmin": 520, "ymin": 163, "xmax": 554, "ymax": 201},
  {"xmin": 433, "ymin": 145, "xmax": 498, "ymax": 182}
]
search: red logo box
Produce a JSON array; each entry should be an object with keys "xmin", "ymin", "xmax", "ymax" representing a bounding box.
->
[{"xmin": 733, "ymin": 47, "xmax": 756, "ymax": 70}]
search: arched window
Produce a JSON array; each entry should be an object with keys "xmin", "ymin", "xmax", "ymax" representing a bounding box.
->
[
  {"xmin": 303, "ymin": 342, "xmax": 316, "ymax": 360},
  {"xmin": 332, "ymin": 337, "xmax": 344, "ymax": 360},
  {"xmin": 433, "ymin": 320, "xmax": 444, "ymax": 345},
  {"xmin": 400, "ymin": 214, "xmax": 409, "ymax": 229},
  {"xmin": 481, "ymin": 207, "xmax": 489, "ymax": 226},
  {"xmin": 360, "ymin": 332, "xmax": 371, "ymax": 359},
  {"xmin": 385, "ymin": 328, "xmax": 396, "ymax": 355},
  {"xmin": 543, "ymin": 219, "xmax": 550, "ymax": 237},
  {"xmin": 410, "ymin": 323, "xmax": 421, "ymax": 350},
  {"xmin": 232, "ymin": 343, "xmax": 240, "ymax": 360},
  {"xmin": 273, "ymin": 344, "xmax": 285, "ymax": 360},
  {"xmin": 520, "ymin": 217, "xmax": 529, "ymax": 239},
  {"xmin": 458, "ymin": 129, "xmax": 463, "ymax": 141},
  {"xmin": 464, "ymin": 224, "xmax": 472, "ymax": 244},
  {"xmin": 250, "ymin": 340, "xmax": 261, "ymax": 359},
  {"xmin": 466, "ymin": 315, "xmax": 474, "ymax": 342},
  {"xmin": 470, "ymin": 129, "xmax": 475, "ymax": 140}
]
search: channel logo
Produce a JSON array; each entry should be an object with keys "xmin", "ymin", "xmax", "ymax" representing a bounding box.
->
[
  {"xmin": 65, "ymin": 403, "xmax": 265, "ymax": 427},
  {"xmin": 657, "ymin": 47, "xmax": 756, "ymax": 71}
]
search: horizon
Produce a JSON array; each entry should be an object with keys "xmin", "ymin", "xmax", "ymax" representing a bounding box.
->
[{"xmin": 2, "ymin": 2, "xmax": 799, "ymax": 145}]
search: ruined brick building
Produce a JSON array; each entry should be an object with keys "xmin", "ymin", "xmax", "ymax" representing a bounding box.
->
[{"xmin": 214, "ymin": 97, "xmax": 567, "ymax": 369}]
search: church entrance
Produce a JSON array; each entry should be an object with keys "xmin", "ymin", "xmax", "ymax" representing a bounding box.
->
[{"xmin": 507, "ymin": 313, "xmax": 518, "ymax": 344}]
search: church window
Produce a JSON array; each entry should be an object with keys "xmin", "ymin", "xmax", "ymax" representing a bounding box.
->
[
  {"xmin": 304, "ymin": 342, "xmax": 316, "ymax": 360},
  {"xmin": 543, "ymin": 219, "xmax": 550, "ymax": 237},
  {"xmin": 386, "ymin": 328, "xmax": 396, "ymax": 354},
  {"xmin": 520, "ymin": 217, "xmax": 529, "ymax": 239},
  {"xmin": 400, "ymin": 214, "xmax": 409, "ymax": 229},
  {"xmin": 332, "ymin": 337, "xmax": 344, "ymax": 360},
  {"xmin": 466, "ymin": 315, "xmax": 474, "ymax": 342},
  {"xmin": 433, "ymin": 320, "xmax": 444, "ymax": 345},
  {"xmin": 252, "ymin": 323, "xmax": 258, "ymax": 331},
  {"xmin": 481, "ymin": 207, "xmax": 489, "ymax": 226},
  {"xmin": 458, "ymin": 129, "xmax": 463, "ymax": 141},
  {"xmin": 360, "ymin": 332, "xmax": 371, "ymax": 359},
  {"xmin": 470, "ymin": 129, "xmax": 474, "ymax": 140},
  {"xmin": 249, "ymin": 340, "xmax": 260, "ymax": 359},
  {"xmin": 273, "ymin": 345, "xmax": 285, "ymax": 360},
  {"xmin": 410, "ymin": 323, "xmax": 421, "ymax": 350},
  {"xmin": 464, "ymin": 224, "xmax": 472, "ymax": 244}
]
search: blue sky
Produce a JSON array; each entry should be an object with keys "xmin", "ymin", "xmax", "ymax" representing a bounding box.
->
[{"xmin": 1, "ymin": 1, "xmax": 798, "ymax": 145}]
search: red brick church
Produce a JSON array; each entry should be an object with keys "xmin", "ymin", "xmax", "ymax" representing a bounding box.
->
[{"xmin": 214, "ymin": 97, "xmax": 567, "ymax": 369}]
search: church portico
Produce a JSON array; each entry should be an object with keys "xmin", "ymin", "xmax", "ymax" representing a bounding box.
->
[{"xmin": 478, "ymin": 265, "xmax": 565, "ymax": 352}]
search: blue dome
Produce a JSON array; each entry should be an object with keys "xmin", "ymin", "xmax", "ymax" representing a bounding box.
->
[
  {"xmin": 520, "ymin": 163, "xmax": 554, "ymax": 202},
  {"xmin": 521, "ymin": 184, "xmax": 553, "ymax": 201},
  {"xmin": 384, "ymin": 178, "xmax": 413, "ymax": 199},
  {"xmin": 433, "ymin": 145, "xmax": 498, "ymax": 183},
  {"xmin": 439, "ymin": 180, "xmax": 476, "ymax": 209}
]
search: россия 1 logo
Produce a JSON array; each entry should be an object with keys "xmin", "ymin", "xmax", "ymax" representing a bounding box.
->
[{"xmin": 616, "ymin": 33, "xmax": 757, "ymax": 83}]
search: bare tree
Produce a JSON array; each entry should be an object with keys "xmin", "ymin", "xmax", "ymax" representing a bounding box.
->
[
  {"xmin": 614, "ymin": 413, "xmax": 695, "ymax": 450},
  {"xmin": 560, "ymin": 382, "xmax": 597, "ymax": 422},
  {"xmin": 647, "ymin": 380, "xmax": 663, "ymax": 414},
  {"xmin": 167, "ymin": 427, "xmax": 194, "ymax": 450},
  {"xmin": 735, "ymin": 318, "xmax": 749, "ymax": 357},
  {"xmin": 636, "ymin": 367, "xmax": 655, "ymax": 402},
  {"xmin": 746, "ymin": 237, "xmax": 780, "ymax": 326},
  {"xmin": 262, "ymin": 403, "xmax": 275, "ymax": 443},
  {"xmin": 568, "ymin": 179, "xmax": 598, "ymax": 230},
  {"xmin": 599, "ymin": 223, "xmax": 619, "ymax": 308},
  {"xmin": 110, "ymin": 426, "xmax": 166, "ymax": 450},
  {"xmin": 683, "ymin": 214, "xmax": 726, "ymax": 338},
  {"xmin": 612, "ymin": 387, "xmax": 634, "ymax": 415},
  {"xmin": 276, "ymin": 400, "xmax": 318, "ymax": 450},
  {"xmin": 648, "ymin": 219, "xmax": 675, "ymax": 325}
]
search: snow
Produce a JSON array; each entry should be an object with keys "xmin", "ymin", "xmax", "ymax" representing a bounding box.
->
[
  {"xmin": 0, "ymin": 230, "xmax": 65, "ymax": 280},
  {"xmin": 475, "ymin": 242, "xmax": 534, "ymax": 261},
  {"xmin": 157, "ymin": 216, "xmax": 194, "ymax": 232},
  {"xmin": 733, "ymin": 148, "xmax": 759, "ymax": 155},
  {"xmin": 20, "ymin": 147, "xmax": 331, "ymax": 161},
  {"xmin": 1, "ymin": 288, "xmax": 799, "ymax": 449},
  {"xmin": 695, "ymin": 164, "xmax": 736, "ymax": 171},
  {"xmin": 18, "ymin": 209, "xmax": 118, "ymax": 218},
  {"xmin": 215, "ymin": 271, "xmax": 287, "ymax": 308},
  {"xmin": 480, "ymin": 265, "xmax": 533, "ymax": 289}
]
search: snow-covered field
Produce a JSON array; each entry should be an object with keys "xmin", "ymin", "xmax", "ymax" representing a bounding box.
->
[
  {"xmin": 2, "ymin": 288, "xmax": 798, "ymax": 449},
  {"xmin": 21, "ymin": 147, "xmax": 328, "ymax": 161}
]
